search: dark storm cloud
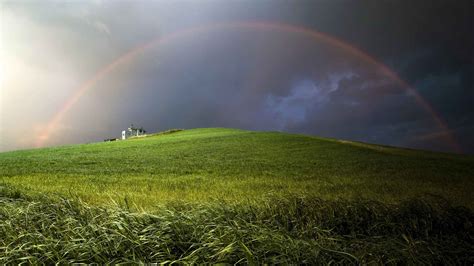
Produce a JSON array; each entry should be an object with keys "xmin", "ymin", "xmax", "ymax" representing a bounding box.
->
[
  {"xmin": 1, "ymin": 0, "xmax": 472, "ymax": 153},
  {"xmin": 284, "ymin": 0, "xmax": 473, "ymax": 153}
]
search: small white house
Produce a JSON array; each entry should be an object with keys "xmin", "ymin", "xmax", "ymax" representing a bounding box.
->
[{"xmin": 122, "ymin": 124, "xmax": 146, "ymax": 140}]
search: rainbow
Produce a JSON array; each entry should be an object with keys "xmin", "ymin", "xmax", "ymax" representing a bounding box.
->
[{"xmin": 35, "ymin": 21, "xmax": 461, "ymax": 152}]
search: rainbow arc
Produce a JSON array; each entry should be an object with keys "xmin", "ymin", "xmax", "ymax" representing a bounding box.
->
[{"xmin": 35, "ymin": 21, "xmax": 461, "ymax": 153}]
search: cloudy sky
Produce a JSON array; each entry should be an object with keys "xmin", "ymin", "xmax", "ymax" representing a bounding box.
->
[{"xmin": 1, "ymin": 0, "xmax": 472, "ymax": 153}]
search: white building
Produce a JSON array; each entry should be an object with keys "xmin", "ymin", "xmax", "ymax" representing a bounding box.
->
[{"xmin": 122, "ymin": 124, "xmax": 146, "ymax": 140}]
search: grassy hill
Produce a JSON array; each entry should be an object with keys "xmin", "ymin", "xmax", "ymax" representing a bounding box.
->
[
  {"xmin": 1, "ymin": 128, "xmax": 472, "ymax": 208},
  {"xmin": 1, "ymin": 128, "xmax": 473, "ymax": 263}
]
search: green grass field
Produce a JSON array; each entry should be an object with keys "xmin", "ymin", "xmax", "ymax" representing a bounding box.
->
[{"xmin": 1, "ymin": 128, "xmax": 473, "ymax": 263}]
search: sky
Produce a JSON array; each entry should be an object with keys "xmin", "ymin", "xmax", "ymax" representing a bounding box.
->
[{"xmin": 1, "ymin": 0, "xmax": 473, "ymax": 153}]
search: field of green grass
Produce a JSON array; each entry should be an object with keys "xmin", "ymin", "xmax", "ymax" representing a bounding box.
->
[{"xmin": 1, "ymin": 128, "xmax": 473, "ymax": 263}]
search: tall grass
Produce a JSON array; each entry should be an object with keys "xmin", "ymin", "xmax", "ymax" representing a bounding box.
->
[{"xmin": 1, "ymin": 186, "xmax": 472, "ymax": 264}]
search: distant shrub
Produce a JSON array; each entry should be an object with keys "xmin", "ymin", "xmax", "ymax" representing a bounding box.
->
[
  {"xmin": 147, "ymin": 128, "xmax": 184, "ymax": 137},
  {"xmin": 160, "ymin": 128, "xmax": 184, "ymax": 134}
]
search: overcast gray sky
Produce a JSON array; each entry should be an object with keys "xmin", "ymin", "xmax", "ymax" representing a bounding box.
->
[{"xmin": 1, "ymin": 0, "xmax": 472, "ymax": 153}]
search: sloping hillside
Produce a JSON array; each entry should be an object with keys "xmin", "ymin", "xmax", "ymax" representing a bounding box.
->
[{"xmin": 0, "ymin": 128, "xmax": 472, "ymax": 208}]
